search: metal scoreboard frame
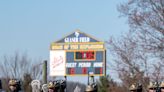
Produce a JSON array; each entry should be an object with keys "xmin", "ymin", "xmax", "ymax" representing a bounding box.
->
[{"xmin": 50, "ymin": 30, "xmax": 106, "ymax": 76}]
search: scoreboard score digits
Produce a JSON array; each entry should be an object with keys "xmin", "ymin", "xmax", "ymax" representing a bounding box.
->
[{"xmin": 75, "ymin": 51, "xmax": 95, "ymax": 60}]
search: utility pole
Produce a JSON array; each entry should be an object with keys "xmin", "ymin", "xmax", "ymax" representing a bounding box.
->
[{"xmin": 43, "ymin": 60, "xmax": 47, "ymax": 84}]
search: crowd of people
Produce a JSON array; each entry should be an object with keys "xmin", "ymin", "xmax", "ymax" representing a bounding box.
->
[
  {"xmin": 129, "ymin": 82, "xmax": 164, "ymax": 92},
  {"xmin": 2, "ymin": 79, "xmax": 97, "ymax": 92},
  {"xmin": 5, "ymin": 78, "xmax": 164, "ymax": 92}
]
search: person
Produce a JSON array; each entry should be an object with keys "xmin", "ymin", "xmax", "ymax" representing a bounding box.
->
[
  {"xmin": 85, "ymin": 85, "xmax": 94, "ymax": 92},
  {"xmin": 160, "ymin": 82, "xmax": 164, "ymax": 92},
  {"xmin": 91, "ymin": 83, "xmax": 97, "ymax": 92},
  {"xmin": 0, "ymin": 79, "xmax": 3, "ymax": 92},
  {"xmin": 48, "ymin": 81, "xmax": 55, "ymax": 92},
  {"xmin": 8, "ymin": 79, "xmax": 20, "ymax": 92},
  {"xmin": 59, "ymin": 80, "xmax": 66, "ymax": 92},
  {"xmin": 129, "ymin": 84, "xmax": 138, "ymax": 92},
  {"xmin": 147, "ymin": 82, "xmax": 156, "ymax": 92},
  {"xmin": 129, "ymin": 83, "xmax": 142, "ymax": 92},
  {"xmin": 42, "ymin": 84, "xmax": 48, "ymax": 92},
  {"xmin": 31, "ymin": 80, "xmax": 41, "ymax": 92}
]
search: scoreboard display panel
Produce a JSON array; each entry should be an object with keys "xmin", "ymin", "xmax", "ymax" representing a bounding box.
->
[
  {"xmin": 50, "ymin": 30, "xmax": 106, "ymax": 76},
  {"xmin": 66, "ymin": 51, "xmax": 104, "ymax": 75}
]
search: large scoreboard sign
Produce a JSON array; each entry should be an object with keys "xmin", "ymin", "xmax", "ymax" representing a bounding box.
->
[{"xmin": 50, "ymin": 30, "xmax": 106, "ymax": 76}]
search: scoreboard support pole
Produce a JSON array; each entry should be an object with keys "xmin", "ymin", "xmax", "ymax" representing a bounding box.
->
[
  {"xmin": 88, "ymin": 71, "xmax": 89, "ymax": 85},
  {"xmin": 64, "ymin": 76, "xmax": 67, "ymax": 92},
  {"xmin": 104, "ymin": 50, "xmax": 107, "ymax": 76}
]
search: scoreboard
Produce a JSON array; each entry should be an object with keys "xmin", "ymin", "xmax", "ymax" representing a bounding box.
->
[{"xmin": 50, "ymin": 30, "xmax": 106, "ymax": 76}]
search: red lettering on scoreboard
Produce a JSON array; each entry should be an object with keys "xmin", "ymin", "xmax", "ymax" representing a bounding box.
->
[
  {"xmin": 82, "ymin": 68, "xmax": 87, "ymax": 74},
  {"xmin": 95, "ymin": 68, "xmax": 103, "ymax": 74},
  {"xmin": 100, "ymin": 68, "xmax": 103, "ymax": 74},
  {"xmin": 70, "ymin": 68, "xmax": 75, "ymax": 74}
]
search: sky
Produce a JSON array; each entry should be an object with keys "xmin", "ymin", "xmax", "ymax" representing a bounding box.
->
[{"xmin": 0, "ymin": 0, "xmax": 129, "ymax": 83}]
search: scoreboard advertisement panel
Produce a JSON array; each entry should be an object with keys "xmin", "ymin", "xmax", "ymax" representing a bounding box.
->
[
  {"xmin": 50, "ymin": 50, "xmax": 66, "ymax": 76},
  {"xmin": 50, "ymin": 30, "xmax": 106, "ymax": 76}
]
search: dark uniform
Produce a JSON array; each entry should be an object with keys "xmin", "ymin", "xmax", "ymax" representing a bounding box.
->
[{"xmin": 59, "ymin": 80, "xmax": 66, "ymax": 92}]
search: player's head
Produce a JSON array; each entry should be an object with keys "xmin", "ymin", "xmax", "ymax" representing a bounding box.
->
[{"xmin": 9, "ymin": 79, "xmax": 18, "ymax": 91}]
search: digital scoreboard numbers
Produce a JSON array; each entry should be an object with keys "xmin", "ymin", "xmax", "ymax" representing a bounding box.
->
[
  {"xmin": 82, "ymin": 67, "xmax": 87, "ymax": 74},
  {"xmin": 67, "ymin": 67, "xmax": 103, "ymax": 75},
  {"xmin": 68, "ymin": 68, "xmax": 75, "ymax": 75},
  {"xmin": 95, "ymin": 68, "xmax": 103, "ymax": 74},
  {"xmin": 75, "ymin": 51, "xmax": 95, "ymax": 60}
]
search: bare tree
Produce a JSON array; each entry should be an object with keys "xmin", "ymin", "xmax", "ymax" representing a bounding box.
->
[
  {"xmin": 118, "ymin": 0, "xmax": 164, "ymax": 60},
  {"xmin": 107, "ymin": 34, "xmax": 150, "ymax": 92},
  {"xmin": 106, "ymin": 1, "xmax": 164, "ymax": 91},
  {"xmin": 0, "ymin": 52, "xmax": 42, "ymax": 91},
  {"xmin": 118, "ymin": 0, "xmax": 164, "ymax": 80},
  {"xmin": 0, "ymin": 52, "xmax": 42, "ymax": 79}
]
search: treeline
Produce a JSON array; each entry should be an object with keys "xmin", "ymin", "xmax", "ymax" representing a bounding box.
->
[{"xmin": 106, "ymin": 0, "xmax": 164, "ymax": 92}]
